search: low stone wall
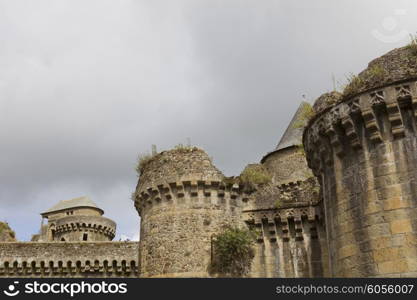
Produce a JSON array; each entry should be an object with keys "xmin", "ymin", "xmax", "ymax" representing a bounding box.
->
[{"xmin": 0, "ymin": 242, "xmax": 139, "ymax": 278}]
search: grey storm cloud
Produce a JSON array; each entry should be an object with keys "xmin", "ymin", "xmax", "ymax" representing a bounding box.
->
[{"xmin": 1, "ymin": 0, "xmax": 417, "ymax": 240}]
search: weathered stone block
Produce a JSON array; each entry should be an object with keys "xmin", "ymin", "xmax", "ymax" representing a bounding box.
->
[
  {"xmin": 390, "ymin": 219, "xmax": 413, "ymax": 234},
  {"xmin": 373, "ymin": 247, "xmax": 400, "ymax": 263},
  {"xmin": 338, "ymin": 244, "xmax": 357, "ymax": 259},
  {"xmin": 378, "ymin": 259, "xmax": 408, "ymax": 274},
  {"xmin": 383, "ymin": 197, "xmax": 409, "ymax": 211}
]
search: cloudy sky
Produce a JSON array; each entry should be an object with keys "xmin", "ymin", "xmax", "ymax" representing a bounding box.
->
[{"xmin": 1, "ymin": 0, "xmax": 417, "ymax": 241}]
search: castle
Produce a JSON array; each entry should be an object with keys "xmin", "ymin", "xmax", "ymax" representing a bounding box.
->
[
  {"xmin": 1, "ymin": 45, "xmax": 417, "ymax": 278},
  {"xmin": 0, "ymin": 197, "xmax": 139, "ymax": 277},
  {"xmin": 31, "ymin": 196, "xmax": 116, "ymax": 242}
]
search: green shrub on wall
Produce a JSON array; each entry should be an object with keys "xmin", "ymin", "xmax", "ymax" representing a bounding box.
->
[
  {"xmin": 135, "ymin": 153, "xmax": 155, "ymax": 175},
  {"xmin": 0, "ymin": 222, "xmax": 15, "ymax": 240},
  {"xmin": 406, "ymin": 33, "xmax": 417, "ymax": 56},
  {"xmin": 292, "ymin": 102, "xmax": 315, "ymax": 129},
  {"xmin": 210, "ymin": 227, "xmax": 255, "ymax": 277},
  {"xmin": 239, "ymin": 164, "xmax": 271, "ymax": 185}
]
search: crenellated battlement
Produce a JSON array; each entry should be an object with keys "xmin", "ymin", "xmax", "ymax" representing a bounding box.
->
[
  {"xmin": 0, "ymin": 259, "xmax": 137, "ymax": 277},
  {"xmin": 276, "ymin": 178, "xmax": 320, "ymax": 206},
  {"xmin": 304, "ymin": 79, "xmax": 417, "ymax": 175},
  {"xmin": 55, "ymin": 215, "xmax": 116, "ymax": 240},
  {"xmin": 302, "ymin": 46, "xmax": 417, "ymax": 277},
  {"xmin": 0, "ymin": 242, "xmax": 139, "ymax": 278},
  {"xmin": 134, "ymin": 180, "xmax": 249, "ymax": 215},
  {"xmin": 244, "ymin": 205, "xmax": 322, "ymax": 231}
]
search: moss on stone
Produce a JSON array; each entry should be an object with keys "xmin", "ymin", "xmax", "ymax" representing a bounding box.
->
[
  {"xmin": 135, "ymin": 153, "xmax": 156, "ymax": 175},
  {"xmin": 292, "ymin": 102, "xmax": 315, "ymax": 129},
  {"xmin": 296, "ymin": 144, "xmax": 306, "ymax": 157},
  {"xmin": 406, "ymin": 33, "xmax": 417, "ymax": 57},
  {"xmin": 0, "ymin": 222, "xmax": 15, "ymax": 241},
  {"xmin": 312, "ymin": 91, "xmax": 342, "ymax": 113},
  {"xmin": 135, "ymin": 146, "xmax": 202, "ymax": 175},
  {"xmin": 239, "ymin": 164, "xmax": 272, "ymax": 186},
  {"xmin": 342, "ymin": 45, "xmax": 417, "ymax": 99},
  {"xmin": 342, "ymin": 73, "xmax": 364, "ymax": 97},
  {"xmin": 342, "ymin": 63, "xmax": 387, "ymax": 97},
  {"xmin": 275, "ymin": 199, "xmax": 283, "ymax": 209},
  {"xmin": 174, "ymin": 144, "xmax": 196, "ymax": 152}
]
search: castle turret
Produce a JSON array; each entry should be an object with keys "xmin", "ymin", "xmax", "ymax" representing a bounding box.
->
[
  {"xmin": 261, "ymin": 101, "xmax": 315, "ymax": 184},
  {"xmin": 34, "ymin": 196, "xmax": 116, "ymax": 242},
  {"xmin": 133, "ymin": 147, "xmax": 246, "ymax": 277},
  {"xmin": 303, "ymin": 46, "xmax": 417, "ymax": 277},
  {"xmin": 240, "ymin": 102, "xmax": 328, "ymax": 277}
]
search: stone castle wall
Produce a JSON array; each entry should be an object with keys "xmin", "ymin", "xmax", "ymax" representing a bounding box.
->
[
  {"xmin": 134, "ymin": 148, "xmax": 247, "ymax": 277},
  {"xmin": 243, "ymin": 149, "xmax": 329, "ymax": 278},
  {"xmin": 243, "ymin": 206, "xmax": 328, "ymax": 277},
  {"xmin": 0, "ymin": 242, "xmax": 139, "ymax": 277},
  {"xmin": 304, "ymin": 47, "xmax": 417, "ymax": 277},
  {"xmin": 3, "ymin": 46, "xmax": 417, "ymax": 279}
]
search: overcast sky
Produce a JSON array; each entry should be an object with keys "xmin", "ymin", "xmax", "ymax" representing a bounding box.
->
[{"xmin": 1, "ymin": 0, "xmax": 417, "ymax": 241}]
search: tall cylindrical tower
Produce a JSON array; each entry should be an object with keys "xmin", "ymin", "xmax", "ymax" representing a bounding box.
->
[
  {"xmin": 304, "ymin": 47, "xmax": 417, "ymax": 277},
  {"xmin": 133, "ymin": 147, "xmax": 245, "ymax": 277}
]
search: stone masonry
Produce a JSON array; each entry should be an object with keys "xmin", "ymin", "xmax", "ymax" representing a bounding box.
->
[
  {"xmin": 0, "ymin": 198, "xmax": 139, "ymax": 278},
  {"xmin": 0, "ymin": 242, "xmax": 139, "ymax": 277},
  {"xmin": 303, "ymin": 46, "xmax": 417, "ymax": 277},
  {"xmin": 133, "ymin": 148, "xmax": 247, "ymax": 277},
  {"xmin": 1, "ymin": 45, "xmax": 417, "ymax": 278}
]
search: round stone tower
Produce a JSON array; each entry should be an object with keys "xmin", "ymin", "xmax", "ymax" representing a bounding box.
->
[
  {"xmin": 303, "ymin": 47, "xmax": 417, "ymax": 277},
  {"xmin": 39, "ymin": 196, "xmax": 116, "ymax": 242},
  {"xmin": 133, "ymin": 147, "xmax": 245, "ymax": 277},
  {"xmin": 261, "ymin": 101, "xmax": 316, "ymax": 185}
]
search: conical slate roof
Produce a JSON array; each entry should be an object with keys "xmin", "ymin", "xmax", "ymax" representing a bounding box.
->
[
  {"xmin": 275, "ymin": 101, "xmax": 309, "ymax": 151},
  {"xmin": 41, "ymin": 196, "xmax": 103, "ymax": 216},
  {"xmin": 261, "ymin": 101, "xmax": 310, "ymax": 163}
]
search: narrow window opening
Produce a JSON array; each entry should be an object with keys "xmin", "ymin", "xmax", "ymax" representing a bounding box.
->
[{"xmin": 83, "ymin": 233, "xmax": 88, "ymax": 241}]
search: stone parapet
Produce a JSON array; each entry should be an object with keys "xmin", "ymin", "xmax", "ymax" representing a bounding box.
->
[
  {"xmin": 55, "ymin": 215, "xmax": 116, "ymax": 241},
  {"xmin": 304, "ymin": 79, "xmax": 417, "ymax": 175},
  {"xmin": 0, "ymin": 242, "xmax": 139, "ymax": 277},
  {"xmin": 134, "ymin": 180, "xmax": 247, "ymax": 216}
]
